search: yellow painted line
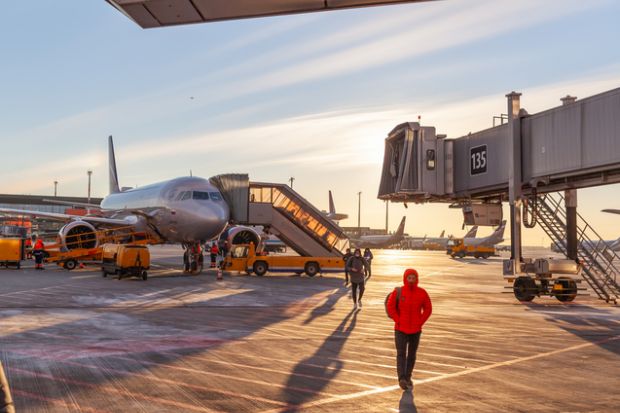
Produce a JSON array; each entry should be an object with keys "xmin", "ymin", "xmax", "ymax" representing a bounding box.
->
[{"xmin": 258, "ymin": 335, "xmax": 620, "ymax": 413}]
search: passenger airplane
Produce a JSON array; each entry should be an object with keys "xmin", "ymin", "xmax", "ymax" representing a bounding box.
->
[
  {"xmin": 322, "ymin": 190, "xmax": 348, "ymax": 222},
  {"xmin": 0, "ymin": 137, "xmax": 232, "ymax": 272},
  {"xmin": 462, "ymin": 221, "xmax": 506, "ymax": 248},
  {"xmin": 349, "ymin": 216, "xmax": 406, "ymax": 248}
]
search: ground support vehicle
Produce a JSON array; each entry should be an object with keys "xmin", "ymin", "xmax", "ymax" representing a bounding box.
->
[
  {"xmin": 222, "ymin": 243, "xmax": 344, "ymax": 277},
  {"xmin": 101, "ymin": 244, "xmax": 150, "ymax": 280},
  {"xmin": 503, "ymin": 258, "xmax": 584, "ymax": 302},
  {"xmin": 0, "ymin": 238, "xmax": 25, "ymax": 269},
  {"xmin": 46, "ymin": 247, "xmax": 103, "ymax": 271},
  {"xmin": 447, "ymin": 239, "xmax": 497, "ymax": 259}
]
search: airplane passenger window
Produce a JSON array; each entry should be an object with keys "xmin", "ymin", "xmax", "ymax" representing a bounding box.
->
[
  {"xmin": 192, "ymin": 191, "xmax": 210, "ymax": 200},
  {"xmin": 209, "ymin": 192, "xmax": 223, "ymax": 201}
]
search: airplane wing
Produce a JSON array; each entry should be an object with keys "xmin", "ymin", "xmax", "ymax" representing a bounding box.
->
[
  {"xmin": 0, "ymin": 207, "xmax": 132, "ymax": 226},
  {"xmin": 602, "ymin": 209, "xmax": 620, "ymax": 215},
  {"xmin": 42, "ymin": 198, "xmax": 102, "ymax": 209}
]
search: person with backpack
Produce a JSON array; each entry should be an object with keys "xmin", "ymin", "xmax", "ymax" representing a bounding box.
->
[
  {"xmin": 343, "ymin": 248, "xmax": 352, "ymax": 286},
  {"xmin": 386, "ymin": 268, "xmax": 432, "ymax": 390},
  {"xmin": 346, "ymin": 248, "xmax": 368, "ymax": 310}
]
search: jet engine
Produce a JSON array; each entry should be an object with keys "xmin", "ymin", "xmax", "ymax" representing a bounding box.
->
[
  {"xmin": 59, "ymin": 221, "xmax": 99, "ymax": 250},
  {"xmin": 221, "ymin": 226, "xmax": 262, "ymax": 250}
]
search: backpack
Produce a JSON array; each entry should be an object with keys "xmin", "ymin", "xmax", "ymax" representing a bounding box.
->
[{"xmin": 384, "ymin": 287, "xmax": 402, "ymax": 319}]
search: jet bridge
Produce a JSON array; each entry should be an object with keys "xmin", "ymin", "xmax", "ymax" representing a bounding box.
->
[
  {"xmin": 378, "ymin": 87, "xmax": 620, "ymax": 303},
  {"xmin": 211, "ymin": 175, "xmax": 348, "ymax": 257}
]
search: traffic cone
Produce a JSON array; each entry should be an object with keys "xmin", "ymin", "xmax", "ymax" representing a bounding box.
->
[{"xmin": 217, "ymin": 266, "xmax": 223, "ymax": 281}]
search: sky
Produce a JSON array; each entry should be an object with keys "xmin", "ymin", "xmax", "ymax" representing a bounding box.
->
[{"xmin": 1, "ymin": 0, "xmax": 620, "ymax": 245}]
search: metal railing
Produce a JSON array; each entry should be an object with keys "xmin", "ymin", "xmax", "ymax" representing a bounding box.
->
[
  {"xmin": 249, "ymin": 183, "xmax": 349, "ymax": 255},
  {"xmin": 535, "ymin": 193, "xmax": 619, "ymax": 303}
]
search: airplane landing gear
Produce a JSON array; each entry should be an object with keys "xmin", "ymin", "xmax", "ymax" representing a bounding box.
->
[{"xmin": 183, "ymin": 243, "xmax": 204, "ymax": 275}]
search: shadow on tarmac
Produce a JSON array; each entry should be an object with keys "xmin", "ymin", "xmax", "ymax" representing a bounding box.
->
[
  {"xmin": 282, "ymin": 309, "xmax": 358, "ymax": 412},
  {"xmin": 2, "ymin": 278, "xmax": 339, "ymax": 412},
  {"xmin": 399, "ymin": 389, "xmax": 417, "ymax": 412},
  {"xmin": 525, "ymin": 303, "xmax": 620, "ymax": 356},
  {"xmin": 302, "ymin": 287, "xmax": 348, "ymax": 325}
]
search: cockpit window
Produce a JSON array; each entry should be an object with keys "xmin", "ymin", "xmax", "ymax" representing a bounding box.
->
[
  {"xmin": 177, "ymin": 191, "xmax": 191, "ymax": 201},
  {"xmin": 209, "ymin": 192, "xmax": 223, "ymax": 201},
  {"xmin": 192, "ymin": 191, "xmax": 210, "ymax": 200}
]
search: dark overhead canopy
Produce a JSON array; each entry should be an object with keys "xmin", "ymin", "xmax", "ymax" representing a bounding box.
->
[{"xmin": 106, "ymin": 0, "xmax": 431, "ymax": 28}]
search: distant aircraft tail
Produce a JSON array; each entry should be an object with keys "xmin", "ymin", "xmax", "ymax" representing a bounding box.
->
[
  {"xmin": 328, "ymin": 190, "xmax": 336, "ymax": 214},
  {"xmin": 395, "ymin": 216, "xmax": 406, "ymax": 237},
  {"xmin": 109, "ymin": 135, "xmax": 120, "ymax": 194},
  {"xmin": 490, "ymin": 220, "xmax": 507, "ymax": 243},
  {"xmin": 464, "ymin": 226, "xmax": 478, "ymax": 238},
  {"xmin": 439, "ymin": 230, "xmax": 445, "ymax": 238}
]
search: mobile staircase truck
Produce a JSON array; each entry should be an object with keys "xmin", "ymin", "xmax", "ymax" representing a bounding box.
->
[{"xmin": 222, "ymin": 243, "xmax": 344, "ymax": 277}]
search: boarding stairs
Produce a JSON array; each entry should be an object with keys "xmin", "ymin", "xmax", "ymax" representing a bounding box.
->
[
  {"xmin": 210, "ymin": 174, "xmax": 349, "ymax": 257},
  {"xmin": 246, "ymin": 183, "xmax": 349, "ymax": 257},
  {"xmin": 532, "ymin": 193, "xmax": 620, "ymax": 303}
]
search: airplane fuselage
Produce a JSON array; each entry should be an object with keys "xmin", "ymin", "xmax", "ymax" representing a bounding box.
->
[{"xmin": 100, "ymin": 177, "xmax": 229, "ymax": 243}]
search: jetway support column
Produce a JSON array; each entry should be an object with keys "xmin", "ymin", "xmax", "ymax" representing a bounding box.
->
[
  {"xmin": 507, "ymin": 92, "xmax": 523, "ymax": 270},
  {"xmin": 561, "ymin": 95, "xmax": 579, "ymax": 261}
]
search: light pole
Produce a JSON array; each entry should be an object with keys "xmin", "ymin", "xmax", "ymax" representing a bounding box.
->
[
  {"xmin": 87, "ymin": 170, "xmax": 92, "ymax": 204},
  {"xmin": 288, "ymin": 177, "xmax": 295, "ymax": 189},
  {"xmin": 357, "ymin": 191, "xmax": 362, "ymax": 236},
  {"xmin": 54, "ymin": 181, "xmax": 58, "ymax": 197},
  {"xmin": 385, "ymin": 200, "xmax": 389, "ymax": 232}
]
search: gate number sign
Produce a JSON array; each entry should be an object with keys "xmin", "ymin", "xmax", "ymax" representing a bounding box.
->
[{"xmin": 470, "ymin": 145, "xmax": 487, "ymax": 175}]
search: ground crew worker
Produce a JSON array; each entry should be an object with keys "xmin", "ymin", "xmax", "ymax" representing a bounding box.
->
[
  {"xmin": 386, "ymin": 268, "xmax": 432, "ymax": 390},
  {"xmin": 32, "ymin": 238, "xmax": 46, "ymax": 270},
  {"xmin": 363, "ymin": 248, "xmax": 374, "ymax": 278},
  {"xmin": 346, "ymin": 248, "xmax": 368, "ymax": 310},
  {"xmin": 210, "ymin": 242, "xmax": 219, "ymax": 268},
  {"xmin": 343, "ymin": 248, "xmax": 352, "ymax": 286},
  {"xmin": 24, "ymin": 237, "xmax": 33, "ymax": 259}
]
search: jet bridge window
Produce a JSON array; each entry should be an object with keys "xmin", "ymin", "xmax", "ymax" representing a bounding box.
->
[
  {"xmin": 192, "ymin": 191, "xmax": 210, "ymax": 200},
  {"xmin": 426, "ymin": 149, "xmax": 436, "ymax": 170}
]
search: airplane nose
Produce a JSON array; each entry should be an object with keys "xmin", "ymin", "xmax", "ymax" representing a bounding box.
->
[{"xmin": 199, "ymin": 202, "xmax": 229, "ymax": 240}]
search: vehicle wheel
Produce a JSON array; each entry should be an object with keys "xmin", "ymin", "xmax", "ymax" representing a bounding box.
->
[
  {"xmin": 102, "ymin": 269, "xmax": 107, "ymax": 278},
  {"xmin": 305, "ymin": 262, "xmax": 319, "ymax": 277},
  {"xmin": 253, "ymin": 261, "xmax": 268, "ymax": 276},
  {"xmin": 64, "ymin": 259, "xmax": 78, "ymax": 271},
  {"xmin": 142, "ymin": 271, "xmax": 148, "ymax": 281},
  {"xmin": 16, "ymin": 262, "xmax": 21, "ymax": 270},
  {"xmin": 553, "ymin": 277, "xmax": 577, "ymax": 302},
  {"xmin": 474, "ymin": 254, "xmax": 480, "ymax": 259},
  {"xmin": 483, "ymin": 254, "xmax": 490, "ymax": 259},
  {"xmin": 117, "ymin": 270, "xmax": 123, "ymax": 280},
  {"xmin": 513, "ymin": 276, "xmax": 537, "ymax": 302},
  {"xmin": 457, "ymin": 252, "xmax": 466, "ymax": 259}
]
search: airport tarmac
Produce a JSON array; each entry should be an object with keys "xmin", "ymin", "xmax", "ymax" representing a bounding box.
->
[{"xmin": 0, "ymin": 247, "xmax": 618, "ymax": 412}]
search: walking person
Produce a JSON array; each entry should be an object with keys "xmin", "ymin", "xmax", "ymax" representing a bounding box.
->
[
  {"xmin": 363, "ymin": 248, "xmax": 373, "ymax": 279},
  {"xmin": 386, "ymin": 268, "xmax": 432, "ymax": 390},
  {"xmin": 346, "ymin": 248, "xmax": 368, "ymax": 309},
  {"xmin": 32, "ymin": 237, "xmax": 46, "ymax": 270},
  {"xmin": 343, "ymin": 248, "xmax": 352, "ymax": 286}
]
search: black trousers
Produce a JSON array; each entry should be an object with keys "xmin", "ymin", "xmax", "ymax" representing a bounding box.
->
[
  {"xmin": 351, "ymin": 281, "xmax": 365, "ymax": 302},
  {"xmin": 395, "ymin": 330, "xmax": 421, "ymax": 381}
]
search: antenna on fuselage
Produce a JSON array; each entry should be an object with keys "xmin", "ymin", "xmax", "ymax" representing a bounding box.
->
[{"xmin": 108, "ymin": 135, "xmax": 120, "ymax": 194}]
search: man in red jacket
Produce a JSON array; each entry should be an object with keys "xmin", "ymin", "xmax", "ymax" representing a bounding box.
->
[{"xmin": 386, "ymin": 268, "xmax": 432, "ymax": 390}]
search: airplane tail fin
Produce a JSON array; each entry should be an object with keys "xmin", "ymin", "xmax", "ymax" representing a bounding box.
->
[
  {"xmin": 439, "ymin": 230, "xmax": 445, "ymax": 238},
  {"xmin": 494, "ymin": 220, "xmax": 507, "ymax": 241},
  {"xmin": 328, "ymin": 190, "xmax": 336, "ymax": 214},
  {"xmin": 395, "ymin": 216, "xmax": 406, "ymax": 237},
  {"xmin": 108, "ymin": 135, "xmax": 120, "ymax": 194},
  {"xmin": 464, "ymin": 226, "xmax": 478, "ymax": 238}
]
